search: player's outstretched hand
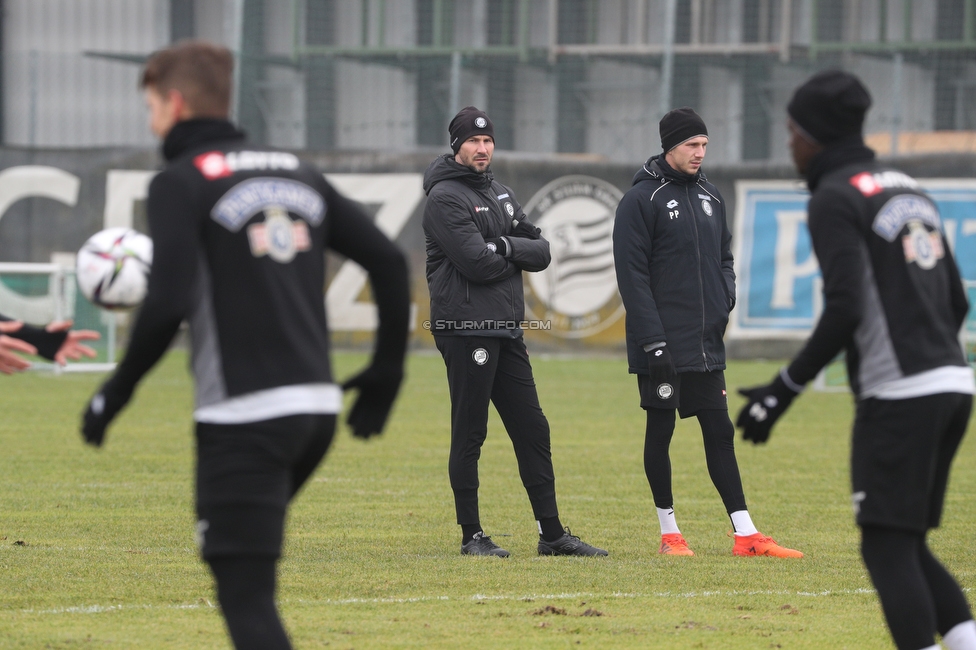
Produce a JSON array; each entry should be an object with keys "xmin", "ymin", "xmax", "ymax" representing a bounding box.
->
[
  {"xmin": 735, "ymin": 373, "xmax": 800, "ymax": 444},
  {"xmin": 45, "ymin": 320, "xmax": 101, "ymax": 365},
  {"xmin": 341, "ymin": 364, "xmax": 404, "ymax": 439},
  {"xmin": 0, "ymin": 321, "xmax": 35, "ymax": 374},
  {"xmin": 81, "ymin": 378, "xmax": 133, "ymax": 447}
]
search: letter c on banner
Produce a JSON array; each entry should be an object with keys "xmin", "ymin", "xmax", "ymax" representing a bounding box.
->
[{"xmin": 0, "ymin": 165, "xmax": 80, "ymax": 223}]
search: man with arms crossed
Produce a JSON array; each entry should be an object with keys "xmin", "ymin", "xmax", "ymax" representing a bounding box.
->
[
  {"xmin": 80, "ymin": 41, "xmax": 410, "ymax": 650},
  {"xmin": 423, "ymin": 106, "xmax": 606, "ymax": 558},
  {"xmin": 737, "ymin": 70, "xmax": 976, "ymax": 650}
]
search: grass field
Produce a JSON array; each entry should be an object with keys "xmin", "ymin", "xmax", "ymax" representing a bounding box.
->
[{"xmin": 1, "ymin": 349, "xmax": 975, "ymax": 649}]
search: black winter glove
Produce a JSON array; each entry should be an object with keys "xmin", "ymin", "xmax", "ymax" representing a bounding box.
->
[
  {"xmin": 485, "ymin": 237, "xmax": 510, "ymax": 257},
  {"xmin": 735, "ymin": 372, "xmax": 800, "ymax": 444},
  {"xmin": 510, "ymin": 218, "xmax": 541, "ymax": 240},
  {"xmin": 341, "ymin": 364, "xmax": 405, "ymax": 439},
  {"xmin": 81, "ymin": 377, "xmax": 133, "ymax": 447},
  {"xmin": 646, "ymin": 345, "xmax": 676, "ymax": 394}
]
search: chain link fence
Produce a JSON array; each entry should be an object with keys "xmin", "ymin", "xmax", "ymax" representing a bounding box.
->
[{"xmin": 3, "ymin": 0, "xmax": 975, "ymax": 162}]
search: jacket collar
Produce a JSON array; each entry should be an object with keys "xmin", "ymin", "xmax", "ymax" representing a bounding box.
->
[
  {"xmin": 635, "ymin": 154, "xmax": 702, "ymax": 186},
  {"xmin": 161, "ymin": 118, "xmax": 246, "ymax": 162},
  {"xmin": 804, "ymin": 136, "xmax": 876, "ymax": 191}
]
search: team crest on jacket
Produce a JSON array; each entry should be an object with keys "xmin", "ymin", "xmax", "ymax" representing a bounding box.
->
[
  {"xmin": 247, "ymin": 206, "xmax": 311, "ymax": 263},
  {"xmin": 472, "ymin": 348, "xmax": 489, "ymax": 365},
  {"xmin": 522, "ymin": 175, "xmax": 625, "ymax": 338},
  {"xmin": 902, "ymin": 221, "xmax": 944, "ymax": 270},
  {"xmin": 701, "ymin": 199, "xmax": 713, "ymax": 216}
]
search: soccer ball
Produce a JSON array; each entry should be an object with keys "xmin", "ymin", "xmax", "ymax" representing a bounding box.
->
[{"xmin": 75, "ymin": 228, "xmax": 153, "ymax": 309}]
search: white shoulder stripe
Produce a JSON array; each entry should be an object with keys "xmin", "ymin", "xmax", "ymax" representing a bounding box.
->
[
  {"xmin": 649, "ymin": 180, "xmax": 672, "ymax": 202},
  {"xmin": 697, "ymin": 182, "xmax": 722, "ymax": 204}
]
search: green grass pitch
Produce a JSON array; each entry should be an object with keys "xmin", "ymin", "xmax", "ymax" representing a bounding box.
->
[{"xmin": 1, "ymin": 350, "xmax": 974, "ymax": 648}]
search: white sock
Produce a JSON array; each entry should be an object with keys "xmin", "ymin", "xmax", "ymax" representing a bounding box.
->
[
  {"xmin": 944, "ymin": 620, "xmax": 976, "ymax": 650},
  {"xmin": 656, "ymin": 507, "xmax": 680, "ymax": 535},
  {"xmin": 729, "ymin": 510, "xmax": 758, "ymax": 536}
]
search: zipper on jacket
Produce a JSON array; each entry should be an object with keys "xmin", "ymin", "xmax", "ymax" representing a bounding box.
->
[{"xmin": 686, "ymin": 185, "xmax": 708, "ymax": 371}]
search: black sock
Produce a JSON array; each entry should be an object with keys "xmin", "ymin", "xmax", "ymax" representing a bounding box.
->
[
  {"xmin": 461, "ymin": 524, "xmax": 482, "ymax": 545},
  {"xmin": 539, "ymin": 517, "xmax": 564, "ymax": 542},
  {"xmin": 208, "ymin": 556, "xmax": 291, "ymax": 650}
]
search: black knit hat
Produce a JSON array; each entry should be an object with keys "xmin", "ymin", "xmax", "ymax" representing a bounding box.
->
[
  {"xmin": 660, "ymin": 107, "xmax": 708, "ymax": 153},
  {"xmin": 449, "ymin": 106, "xmax": 494, "ymax": 154},
  {"xmin": 787, "ymin": 70, "xmax": 871, "ymax": 144}
]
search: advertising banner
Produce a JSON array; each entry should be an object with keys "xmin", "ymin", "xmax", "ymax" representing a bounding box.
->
[{"xmin": 731, "ymin": 179, "xmax": 976, "ymax": 339}]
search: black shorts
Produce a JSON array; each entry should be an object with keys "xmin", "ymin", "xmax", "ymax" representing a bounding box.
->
[
  {"xmin": 195, "ymin": 413, "xmax": 336, "ymax": 560},
  {"xmin": 638, "ymin": 370, "xmax": 729, "ymax": 418},
  {"xmin": 851, "ymin": 393, "xmax": 971, "ymax": 532}
]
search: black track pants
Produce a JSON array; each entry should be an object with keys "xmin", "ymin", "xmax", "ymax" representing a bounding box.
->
[
  {"xmin": 644, "ymin": 408, "xmax": 747, "ymax": 513},
  {"xmin": 861, "ymin": 526, "xmax": 972, "ymax": 649},
  {"xmin": 209, "ymin": 556, "xmax": 291, "ymax": 650},
  {"xmin": 435, "ymin": 335, "xmax": 558, "ymax": 525}
]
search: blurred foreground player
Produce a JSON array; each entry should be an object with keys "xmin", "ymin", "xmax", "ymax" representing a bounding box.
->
[
  {"xmin": 737, "ymin": 70, "xmax": 976, "ymax": 650},
  {"xmin": 80, "ymin": 41, "xmax": 409, "ymax": 650},
  {"xmin": 0, "ymin": 315, "xmax": 99, "ymax": 374}
]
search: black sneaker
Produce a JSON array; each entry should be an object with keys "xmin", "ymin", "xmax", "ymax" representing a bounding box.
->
[
  {"xmin": 538, "ymin": 528, "xmax": 608, "ymax": 557},
  {"xmin": 461, "ymin": 532, "xmax": 510, "ymax": 557}
]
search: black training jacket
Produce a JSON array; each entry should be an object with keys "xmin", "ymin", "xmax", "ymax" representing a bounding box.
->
[
  {"xmin": 613, "ymin": 155, "xmax": 735, "ymax": 374},
  {"xmin": 106, "ymin": 118, "xmax": 408, "ymax": 421},
  {"xmin": 422, "ymin": 154, "xmax": 550, "ymax": 337},
  {"xmin": 785, "ymin": 139, "xmax": 969, "ymax": 397}
]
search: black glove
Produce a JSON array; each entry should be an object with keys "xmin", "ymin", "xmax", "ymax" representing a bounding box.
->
[
  {"xmin": 81, "ymin": 377, "xmax": 133, "ymax": 447},
  {"xmin": 510, "ymin": 218, "xmax": 541, "ymax": 240},
  {"xmin": 341, "ymin": 364, "xmax": 404, "ymax": 439},
  {"xmin": 646, "ymin": 345, "xmax": 676, "ymax": 393},
  {"xmin": 485, "ymin": 237, "xmax": 510, "ymax": 257},
  {"xmin": 735, "ymin": 373, "xmax": 800, "ymax": 444}
]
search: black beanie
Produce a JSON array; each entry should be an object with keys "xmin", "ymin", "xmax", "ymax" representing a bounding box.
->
[
  {"xmin": 787, "ymin": 70, "xmax": 871, "ymax": 144},
  {"xmin": 449, "ymin": 106, "xmax": 494, "ymax": 154},
  {"xmin": 660, "ymin": 107, "xmax": 708, "ymax": 153}
]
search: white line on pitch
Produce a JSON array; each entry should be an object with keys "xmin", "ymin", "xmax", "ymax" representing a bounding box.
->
[{"xmin": 16, "ymin": 587, "xmax": 909, "ymax": 616}]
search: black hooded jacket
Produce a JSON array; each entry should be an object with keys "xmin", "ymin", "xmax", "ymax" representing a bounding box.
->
[
  {"xmin": 104, "ymin": 118, "xmax": 409, "ymax": 418},
  {"xmin": 613, "ymin": 155, "xmax": 735, "ymax": 374},
  {"xmin": 784, "ymin": 138, "xmax": 969, "ymax": 397},
  {"xmin": 422, "ymin": 154, "xmax": 550, "ymax": 336}
]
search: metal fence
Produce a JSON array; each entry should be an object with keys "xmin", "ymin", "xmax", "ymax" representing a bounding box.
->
[{"xmin": 3, "ymin": 0, "xmax": 975, "ymax": 163}]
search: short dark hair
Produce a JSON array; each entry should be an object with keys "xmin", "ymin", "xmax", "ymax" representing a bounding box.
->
[{"xmin": 141, "ymin": 40, "xmax": 234, "ymax": 117}]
